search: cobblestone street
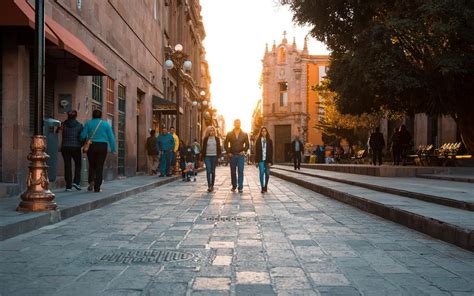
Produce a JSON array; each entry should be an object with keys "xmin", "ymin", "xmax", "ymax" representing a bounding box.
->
[{"xmin": 1, "ymin": 166, "xmax": 474, "ymax": 295}]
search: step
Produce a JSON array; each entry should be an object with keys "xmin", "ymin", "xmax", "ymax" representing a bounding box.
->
[
  {"xmin": 0, "ymin": 183, "xmax": 21, "ymax": 199},
  {"xmin": 271, "ymin": 168, "xmax": 474, "ymax": 251},
  {"xmin": 274, "ymin": 165, "xmax": 474, "ymax": 211}
]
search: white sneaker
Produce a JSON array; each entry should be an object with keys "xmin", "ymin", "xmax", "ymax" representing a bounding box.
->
[
  {"xmin": 72, "ymin": 183, "xmax": 82, "ymax": 191},
  {"xmin": 65, "ymin": 188, "xmax": 73, "ymax": 192}
]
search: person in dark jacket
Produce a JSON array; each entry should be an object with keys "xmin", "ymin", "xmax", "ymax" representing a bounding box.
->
[
  {"xmin": 369, "ymin": 127, "xmax": 385, "ymax": 166},
  {"xmin": 61, "ymin": 110, "xmax": 83, "ymax": 191},
  {"xmin": 291, "ymin": 136, "xmax": 304, "ymax": 169},
  {"xmin": 255, "ymin": 127, "xmax": 273, "ymax": 193},
  {"xmin": 224, "ymin": 119, "xmax": 249, "ymax": 193},
  {"xmin": 398, "ymin": 124, "xmax": 412, "ymax": 166},
  {"xmin": 391, "ymin": 128, "xmax": 401, "ymax": 165},
  {"xmin": 202, "ymin": 126, "xmax": 222, "ymax": 192},
  {"xmin": 145, "ymin": 129, "xmax": 158, "ymax": 175}
]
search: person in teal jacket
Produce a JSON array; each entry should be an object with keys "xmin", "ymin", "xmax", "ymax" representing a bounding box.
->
[
  {"xmin": 156, "ymin": 126, "xmax": 175, "ymax": 177},
  {"xmin": 81, "ymin": 109, "xmax": 116, "ymax": 192}
]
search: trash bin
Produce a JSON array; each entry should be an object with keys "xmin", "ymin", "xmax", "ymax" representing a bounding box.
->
[{"xmin": 43, "ymin": 118, "xmax": 61, "ymax": 182}]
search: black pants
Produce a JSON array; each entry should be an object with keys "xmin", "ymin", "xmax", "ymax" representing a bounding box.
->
[
  {"xmin": 61, "ymin": 146, "xmax": 82, "ymax": 188},
  {"xmin": 392, "ymin": 146, "xmax": 401, "ymax": 165},
  {"xmin": 87, "ymin": 142, "xmax": 108, "ymax": 190},
  {"xmin": 293, "ymin": 153, "xmax": 301, "ymax": 169},
  {"xmin": 372, "ymin": 148, "xmax": 383, "ymax": 165}
]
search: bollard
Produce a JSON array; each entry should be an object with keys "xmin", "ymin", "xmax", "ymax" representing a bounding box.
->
[{"xmin": 80, "ymin": 154, "xmax": 89, "ymax": 187}]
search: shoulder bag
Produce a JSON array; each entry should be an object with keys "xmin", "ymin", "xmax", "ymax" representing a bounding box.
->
[{"xmin": 82, "ymin": 120, "xmax": 102, "ymax": 153}]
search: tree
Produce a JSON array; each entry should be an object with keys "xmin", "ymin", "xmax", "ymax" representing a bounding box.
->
[{"xmin": 280, "ymin": 0, "xmax": 474, "ymax": 153}]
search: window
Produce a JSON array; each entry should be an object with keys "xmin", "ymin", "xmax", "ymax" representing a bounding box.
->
[
  {"xmin": 106, "ymin": 77, "xmax": 115, "ymax": 132},
  {"xmin": 279, "ymin": 47, "xmax": 286, "ymax": 64},
  {"xmin": 279, "ymin": 82, "xmax": 288, "ymax": 107},
  {"xmin": 118, "ymin": 84, "xmax": 126, "ymax": 175},
  {"xmin": 92, "ymin": 76, "xmax": 103, "ymax": 111}
]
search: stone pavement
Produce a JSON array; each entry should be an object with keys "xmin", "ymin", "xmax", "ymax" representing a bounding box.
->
[{"xmin": 1, "ymin": 166, "xmax": 474, "ymax": 295}]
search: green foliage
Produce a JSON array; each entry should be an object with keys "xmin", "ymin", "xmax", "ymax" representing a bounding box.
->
[{"xmin": 280, "ymin": 0, "xmax": 474, "ymax": 152}]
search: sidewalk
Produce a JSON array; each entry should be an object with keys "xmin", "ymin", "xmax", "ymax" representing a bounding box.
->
[
  {"xmin": 271, "ymin": 165, "xmax": 474, "ymax": 251},
  {"xmin": 0, "ymin": 174, "xmax": 182, "ymax": 241}
]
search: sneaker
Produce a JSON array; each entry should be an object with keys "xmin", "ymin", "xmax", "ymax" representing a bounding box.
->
[
  {"xmin": 193, "ymin": 177, "xmax": 196, "ymax": 182},
  {"xmin": 65, "ymin": 188, "xmax": 73, "ymax": 192},
  {"xmin": 263, "ymin": 186, "xmax": 267, "ymax": 193},
  {"xmin": 72, "ymin": 183, "xmax": 81, "ymax": 191},
  {"xmin": 238, "ymin": 188, "xmax": 243, "ymax": 193},
  {"xmin": 260, "ymin": 189, "xmax": 264, "ymax": 193},
  {"xmin": 231, "ymin": 187, "xmax": 236, "ymax": 192},
  {"xmin": 94, "ymin": 188, "xmax": 102, "ymax": 193},
  {"xmin": 87, "ymin": 183, "xmax": 94, "ymax": 191},
  {"xmin": 207, "ymin": 187, "xmax": 212, "ymax": 192}
]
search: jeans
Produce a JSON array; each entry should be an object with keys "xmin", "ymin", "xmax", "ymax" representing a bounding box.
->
[
  {"xmin": 230, "ymin": 154, "xmax": 245, "ymax": 190},
  {"xmin": 160, "ymin": 150, "xmax": 172, "ymax": 175},
  {"xmin": 61, "ymin": 146, "xmax": 82, "ymax": 188},
  {"xmin": 87, "ymin": 142, "xmax": 108, "ymax": 190},
  {"xmin": 293, "ymin": 152, "xmax": 301, "ymax": 169},
  {"xmin": 258, "ymin": 161, "xmax": 270, "ymax": 188},
  {"xmin": 204, "ymin": 156, "xmax": 217, "ymax": 187},
  {"xmin": 372, "ymin": 148, "xmax": 383, "ymax": 165}
]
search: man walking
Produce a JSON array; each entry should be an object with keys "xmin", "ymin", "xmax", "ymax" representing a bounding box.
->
[
  {"xmin": 156, "ymin": 126, "xmax": 175, "ymax": 177},
  {"xmin": 145, "ymin": 129, "xmax": 158, "ymax": 175},
  {"xmin": 224, "ymin": 119, "xmax": 249, "ymax": 193},
  {"xmin": 369, "ymin": 127, "xmax": 385, "ymax": 166},
  {"xmin": 169, "ymin": 126, "xmax": 180, "ymax": 174},
  {"xmin": 60, "ymin": 110, "xmax": 83, "ymax": 191},
  {"xmin": 291, "ymin": 135, "xmax": 304, "ymax": 170}
]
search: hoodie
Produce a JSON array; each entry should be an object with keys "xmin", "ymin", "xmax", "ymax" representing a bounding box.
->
[{"xmin": 61, "ymin": 119, "xmax": 83, "ymax": 148}]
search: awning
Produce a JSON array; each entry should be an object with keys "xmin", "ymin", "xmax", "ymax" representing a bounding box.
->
[
  {"xmin": 1, "ymin": 0, "xmax": 107, "ymax": 76},
  {"xmin": 0, "ymin": 0, "xmax": 59, "ymax": 45},
  {"xmin": 152, "ymin": 96, "xmax": 177, "ymax": 115}
]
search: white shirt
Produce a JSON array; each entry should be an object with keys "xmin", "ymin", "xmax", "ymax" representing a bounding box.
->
[{"xmin": 261, "ymin": 137, "xmax": 267, "ymax": 161}]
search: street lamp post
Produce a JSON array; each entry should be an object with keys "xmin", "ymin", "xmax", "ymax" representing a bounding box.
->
[
  {"xmin": 192, "ymin": 90, "xmax": 208, "ymax": 142},
  {"xmin": 17, "ymin": 0, "xmax": 57, "ymax": 212},
  {"xmin": 164, "ymin": 44, "xmax": 192, "ymax": 137}
]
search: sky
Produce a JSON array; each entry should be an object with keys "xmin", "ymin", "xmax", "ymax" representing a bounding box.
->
[{"xmin": 200, "ymin": 0, "xmax": 329, "ymax": 133}]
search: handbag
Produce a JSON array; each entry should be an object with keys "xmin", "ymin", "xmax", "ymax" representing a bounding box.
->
[{"xmin": 82, "ymin": 120, "xmax": 102, "ymax": 153}]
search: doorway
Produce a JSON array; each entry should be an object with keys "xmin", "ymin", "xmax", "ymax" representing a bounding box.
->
[
  {"xmin": 274, "ymin": 125, "xmax": 291, "ymax": 163},
  {"xmin": 136, "ymin": 90, "xmax": 146, "ymax": 173}
]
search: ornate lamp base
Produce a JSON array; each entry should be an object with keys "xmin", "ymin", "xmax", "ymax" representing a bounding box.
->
[{"xmin": 17, "ymin": 135, "xmax": 57, "ymax": 212}]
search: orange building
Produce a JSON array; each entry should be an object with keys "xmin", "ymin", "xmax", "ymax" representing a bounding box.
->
[{"xmin": 306, "ymin": 59, "xmax": 330, "ymax": 145}]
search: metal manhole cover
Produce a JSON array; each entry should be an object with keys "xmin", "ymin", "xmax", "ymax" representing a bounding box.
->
[
  {"xmin": 204, "ymin": 216, "xmax": 257, "ymax": 222},
  {"xmin": 99, "ymin": 249, "xmax": 195, "ymax": 264}
]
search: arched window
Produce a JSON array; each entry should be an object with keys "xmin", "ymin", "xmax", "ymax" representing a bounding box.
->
[{"xmin": 279, "ymin": 47, "xmax": 286, "ymax": 64}]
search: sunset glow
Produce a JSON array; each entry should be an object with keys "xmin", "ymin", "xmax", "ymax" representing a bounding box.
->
[{"xmin": 200, "ymin": 0, "xmax": 329, "ymax": 133}]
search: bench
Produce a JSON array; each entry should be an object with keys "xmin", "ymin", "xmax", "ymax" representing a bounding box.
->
[
  {"xmin": 351, "ymin": 149, "xmax": 367, "ymax": 164},
  {"xmin": 406, "ymin": 144, "xmax": 434, "ymax": 166},
  {"xmin": 435, "ymin": 142, "xmax": 462, "ymax": 166}
]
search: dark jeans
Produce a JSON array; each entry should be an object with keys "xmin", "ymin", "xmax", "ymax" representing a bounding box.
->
[
  {"xmin": 87, "ymin": 142, "xmax": 108, "ymax": 190},
  {"xmin": 160, "ymin": 150, "xmax": 172, "ymax": 175},
  {"xmin": 230, "ymin": 154, "xmax": 245, "ymax": 190},
  {"xmin": 258, "ymin": 161, "xmax": 270, "ymax": 188},
  {"xmin": 293, "ymin": 152, "xmax": 301, "ymax": 169},
  {"xmin": 61, "ymin": 146, "xmax": 82, "ymax": 188},
  {"xmin": 372, "ymin": 148, "xmax": 383, "ymax": 165},
  {"xmin": 204, "ymin": 156, "xmax": 217, "ymax": 187}
]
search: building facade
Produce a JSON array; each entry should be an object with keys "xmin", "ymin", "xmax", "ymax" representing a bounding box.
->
[
  {"xmin": 261, "ymin": 33, "xmax": 329, "ymax": 162},
  {"xmin": 0, "ymin": 0, "xmax": 210, "ymax": 196}
]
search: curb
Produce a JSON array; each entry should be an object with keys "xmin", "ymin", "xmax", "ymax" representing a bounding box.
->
[
  {"xmin": 274, "ymin": 166, "xmax": 474, "ymax": 211},
  {"xmin": 271, "ymin": 170, "xmax": 474, "ymax": 251},
  {"xmin": 0, "ymin": 175, "xmax": 180, "ymax": 241}
]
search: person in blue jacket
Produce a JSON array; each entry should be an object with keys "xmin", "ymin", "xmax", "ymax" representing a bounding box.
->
[
  {"xmin": 81, "ymin": 109, "xmax": 116, "ymax": 192},
  {"xmin": 156, "ymin": 126, "xmax": 175, "ymax": 177}
]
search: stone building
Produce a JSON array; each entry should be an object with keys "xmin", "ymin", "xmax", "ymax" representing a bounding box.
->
[
  {"xmin": 0, "ymin": 0, "xmax": 210, "ymax": 196},
  {"xmin": 261, "ymin": 32, "xmax": 329, "ymax": 162}
]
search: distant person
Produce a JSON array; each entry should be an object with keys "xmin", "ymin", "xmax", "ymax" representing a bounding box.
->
[
  {"xmin": 179, "ymin": 140, "xmax": 195, "ymax": 182},
  {"xmin": 398, "ymin": 125, "xmax": 412, "ymax": 166},
  {"xmin": 60, "ymin": 110, "xmax": 83, "ymax": 191},
  {"xmin": 145, "ymin": 129, "xmax": 158, "ymax": 175},
  {"xmin": 156, "ymin": 126, "xmax": 175, "ymax": 177},
  {"xmin": 202, "ymin": 126, "xmax": 221, "ymax": 192},
  {"xmin": 291, "ymin": 135, "xmax": 304, "ymax": 170},
  {"xmin": 169, "ymin": 126, "xmax": 180, "ymax": 174},
  {"xmin": 81, "ymin": 109, "xmax": 116, "ymax": 192},
  {"xmin": 369, "ymin": 127, "xmax": 385, "ymax": 166},
  {"xmin": 224, "ymin": 119, "xmax": 249, "ymax": 193},
  {"xmin": 192, "ymin": 138, "xmax": 201, "ymax": 177},
  {"xmin": 255, "ymin": 127, "xmax": 273, "ymax": 193},
  {"xmin": 391, "ymin": 128, "xmax": 401, "ymax": 165}
]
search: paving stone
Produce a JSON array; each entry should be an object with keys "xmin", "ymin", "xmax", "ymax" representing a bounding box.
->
[
  {"xmin": 213, "ymin": 255, "xmax": 232, "ymax": 266},
  {"xmin": 235, "ymin": 284, "xmax": 276, "ymax": 295},
  {"xmin": 310, "ymin": 273, "xmax": 350, "ymax": 286},
  {"xmin": 192, "ymin": 277, "xmax": 231, "ymax": 291},
  {"xmin": 236, "ymin": 271, "xmax": 271, "ymax": 284}
]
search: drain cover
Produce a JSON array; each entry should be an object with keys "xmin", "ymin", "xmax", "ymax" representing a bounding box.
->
[{"xmin": 100, "ymin": 249, "xmax": 194, "ymax": 264}]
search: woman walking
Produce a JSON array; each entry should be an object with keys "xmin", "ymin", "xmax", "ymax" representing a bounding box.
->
[
  {"xmin": 255, "ymin": 127, "xmax": 273, "ymax": 193},
  {"xmin": 81, "ymin": 109, "xmax": 116, "ymax": 192},
  {"xmin": 202, "ymin": 126, "xmax": 221, "ymax": 192}
]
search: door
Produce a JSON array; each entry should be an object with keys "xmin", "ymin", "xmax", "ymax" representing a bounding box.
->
[{"xmin": 274, "ymin": 125, "xmax": 291, "ymax": 163}]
